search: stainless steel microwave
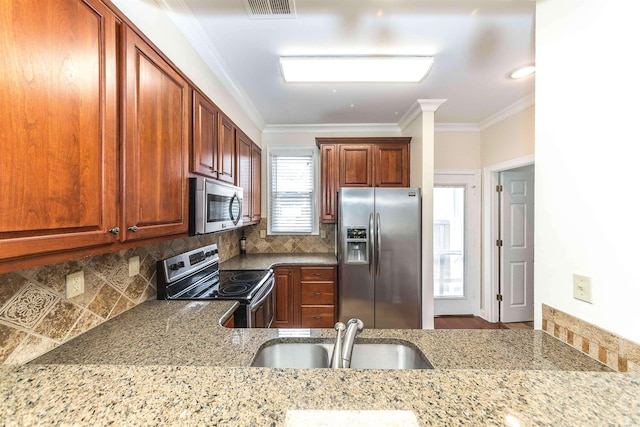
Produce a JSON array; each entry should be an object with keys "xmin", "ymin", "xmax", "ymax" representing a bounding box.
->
[{"xmin": 189, "ymin": 178, "xmax": 243, "ymax": 235}]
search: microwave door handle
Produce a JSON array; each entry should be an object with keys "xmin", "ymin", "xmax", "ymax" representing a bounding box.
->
[
  {"xmin": 230, "ymin": 192, "xmax": 242, "ymax": 225},
  {"xmin": 376, "ymin": 212, "xmax": 381, "ymax": 277},
  {"xmin": 368, "ymin": 213, "xmax": 374, "ymax": 277}
]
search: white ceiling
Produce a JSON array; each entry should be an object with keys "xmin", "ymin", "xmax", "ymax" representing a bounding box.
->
[{"xmin": 157, "ymin": 0, "xmax": 535, "ymax": 127}]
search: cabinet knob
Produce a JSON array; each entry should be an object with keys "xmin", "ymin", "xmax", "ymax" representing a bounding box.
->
[
  {"xmin": 108, "ymin": 227, "xmax": 120, "ymax": 235},
  {"xmin": 128, "ymin": 226, "xmax": 138, "ymax": 232}
]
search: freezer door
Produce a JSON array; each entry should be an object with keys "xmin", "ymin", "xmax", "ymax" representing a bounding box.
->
[
  {"xmin": 374, "ymin": 188, "xmax": 422, "ymax": 328},
  {"xmin": 338, "ymin": 188, "xmax": 375, "ymax": 327}
]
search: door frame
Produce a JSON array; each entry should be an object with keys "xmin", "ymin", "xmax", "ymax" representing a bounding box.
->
[
  {"xmin": 433, "ymin": 169, "xmax": 481, "ymax": 316},
  {"xmin": 481, "ymin": 155, "xmax": 534, "ymax": 323}
]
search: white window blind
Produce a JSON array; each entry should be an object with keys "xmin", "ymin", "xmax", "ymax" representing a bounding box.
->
[{"xmin": 270, "ymin": 152, "xmax": 314, "ymax": 234}]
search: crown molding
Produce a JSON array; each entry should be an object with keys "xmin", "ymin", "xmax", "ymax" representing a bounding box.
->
[
  {"xmin": 434, "ymin": 123, "xmax": 481, "ymax": 132},
  {"xmin": 155, "ymin": 0, "xmax": 266, "ymax": 130},
  {"xmin": 479, "ymin": 93, "xmax": 535, "ymax": 131},
  {"xmin": 398, "ymin": 99, "xmax": 448, "ymax": 130},
  {"xmin": 262, "ymin": 123, "xmax": 402, "ymax": 134}
]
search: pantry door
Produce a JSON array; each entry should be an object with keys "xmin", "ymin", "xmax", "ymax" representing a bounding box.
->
[{"xmin": 500, "ymin": 170, "xmax": 535, "ymax": 323}]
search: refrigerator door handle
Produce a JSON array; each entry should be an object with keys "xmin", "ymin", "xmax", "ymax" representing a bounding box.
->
[
  {"xmin": 376, "ymin": 212, "xmax": 381, "ymax": 277},
  {"xmin": 368, "ymin": 212, "xmax": 374, "ymax": 277}
]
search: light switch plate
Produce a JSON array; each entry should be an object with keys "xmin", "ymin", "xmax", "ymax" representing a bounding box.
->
[
  {"xmin": 66, "ymin": 271, "xmax": 85, "ymax": 299},
  {"xmin": 573, "ymin": 274, "xmax": 592, "ymax": 303}
]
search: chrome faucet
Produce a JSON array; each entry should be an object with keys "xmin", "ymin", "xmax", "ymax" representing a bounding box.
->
[{"xmin": 330, "ymin": 318, "xmax": 364, "ymax": 368}]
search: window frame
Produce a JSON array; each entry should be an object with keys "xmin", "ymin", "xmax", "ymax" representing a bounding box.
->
[{"xmin": 267, "ymin": 145, "xmax": 319, "ymax": 236}]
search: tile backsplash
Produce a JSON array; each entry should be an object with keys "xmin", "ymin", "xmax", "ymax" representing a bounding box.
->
[
  {"xmin": 0, "ymin": 229, "xmax": 242, "ymax": 365},
  {"xmin": 243, "ymin": 219, "xmax": 335, "ymax": 253},
  {"xmin": 0, "ymin": 221, "xmax": 336, "ymax": 365},
  {"xmin": 542, "ymin": 304, "xmax": 640, "ymax": 372}
]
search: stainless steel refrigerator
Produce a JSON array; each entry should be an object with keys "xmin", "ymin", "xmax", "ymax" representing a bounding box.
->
[{"xmin": 338, "ymin": 187, "xmax": 422, "ymax": 329}]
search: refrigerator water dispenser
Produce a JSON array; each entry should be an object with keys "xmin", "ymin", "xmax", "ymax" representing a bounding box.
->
[{"xmin": 345, "ymin": 227, "xmax": 368, "ymax": 264}]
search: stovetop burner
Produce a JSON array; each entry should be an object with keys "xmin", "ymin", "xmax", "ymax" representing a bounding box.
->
[{"xmin": 156, "ymin": 244, "xmax": 274, "ymax": 302}]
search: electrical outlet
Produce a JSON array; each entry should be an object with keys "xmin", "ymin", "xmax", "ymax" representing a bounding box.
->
[
  {"xmin": 259, "ymin": 230, "xmax": 266, "ymax": 238},
  {"xmin": 573, "ymin": 274, "xmax": 592, "ymax": 303},
  {"xmin": 320, "ymin": 229, "xmax": 327, "ymax": 239},
  {"xmin": 66, "ymin": 271, "xmax": 85, "ymax": 299},
  {"xmin": 129, "ymin": 256, "xmax": 140, "ymax": 277}
]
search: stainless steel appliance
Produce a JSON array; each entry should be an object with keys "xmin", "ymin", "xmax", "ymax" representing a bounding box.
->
[
  {"xmin": 338, "ymin": 187, "xmax": 422, "ymax": 329},
  {"xmin": 189, "ymin": 177, "xmax": 243, "ymax": 235},
  {"xmin": 157, "ymin": 244, "xmax": 274, "ymax": 328}
]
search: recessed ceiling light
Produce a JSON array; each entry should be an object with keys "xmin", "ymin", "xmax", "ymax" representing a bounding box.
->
[
  {"xmin": 280, "ymin": 56, "xmax": 434, "ymax": 83},
  {"xmin": 510, "ymin": 65, "xmax": 535, "ymax": 79}
]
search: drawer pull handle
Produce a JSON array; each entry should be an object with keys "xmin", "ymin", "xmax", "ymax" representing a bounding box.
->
[
  {"xmin": 312, "ymin": 292, "xmax": 322, "ymax": 296},
  {"xmin": 313, "ymin": 273, "xmax": 321, "ymax": 276},
  {"xmin": 313, "ymin": 316, "xmax": 321, "ymax": 320}
]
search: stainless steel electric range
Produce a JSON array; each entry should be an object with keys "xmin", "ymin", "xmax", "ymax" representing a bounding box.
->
[{"xmin": 156, "ymin": 244, "xmax": 274, "ymax": 328}]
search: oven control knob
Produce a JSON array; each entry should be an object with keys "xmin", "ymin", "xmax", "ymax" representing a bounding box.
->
[{"xmin": 169, "ymin": 261, "xmax": 185, "ymax": 271}]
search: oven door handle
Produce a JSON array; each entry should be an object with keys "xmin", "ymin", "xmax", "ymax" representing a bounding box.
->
[{"xmin": 249, "ymin": 277, "xmax": 275, "ymax": 311}]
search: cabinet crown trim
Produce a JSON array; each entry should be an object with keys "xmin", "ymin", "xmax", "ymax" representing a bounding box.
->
[{"xmin": 315, "ymin": 137, "xmax": 411, "ymax": 148}]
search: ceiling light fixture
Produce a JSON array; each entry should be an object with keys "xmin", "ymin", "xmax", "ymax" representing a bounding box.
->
[
  {"xmin": 280, "ymin": 56, "xmax": 434, "ymax": 83},
  {"xmin": 510, "ymin": 65, "xmax": 535, "ymax": 79}
]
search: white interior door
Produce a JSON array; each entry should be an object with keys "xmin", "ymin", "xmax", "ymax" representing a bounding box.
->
[
  {"xmin": 433, "ymin": 172, "xmax": 480, "ymax": 315},
  {"xmin": 500, "ymin": 169, "xmax": 534, "ymax": 323}
]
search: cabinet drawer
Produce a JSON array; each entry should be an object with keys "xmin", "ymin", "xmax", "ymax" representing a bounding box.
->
[
  {"xmin": 301, "ymin": 282, "xmax": 334, "ymax": 305},
  {"xmin": 300, "ymin": 266, "xmax": 335, "ymax": 281},
  {"xmin": 301, "ymin": 306, "xmax": 335, "ymax": 328}
]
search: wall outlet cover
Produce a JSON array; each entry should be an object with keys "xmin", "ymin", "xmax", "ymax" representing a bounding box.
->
[
  {"xmin": 129, "ymin": 256, "xmax": 140, "ymax": 277},
  {"xmin": 66, "ymin": 270, "xmax": 85, "ymax": 299},
  {"xmin": 259, "ymin": 230, "xmax": 266, "ymax": 238}
]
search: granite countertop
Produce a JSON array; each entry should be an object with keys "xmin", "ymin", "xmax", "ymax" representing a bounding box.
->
[
  {"xmin": 219, "ymin": 252, "xmax": 337, "ymax": 270},
  {"xmin": 2, "ymin": 300, "xmax": 639, "ymax": 426}
]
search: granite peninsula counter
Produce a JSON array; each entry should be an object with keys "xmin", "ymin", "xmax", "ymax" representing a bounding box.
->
[{"xmin": 2, "ymin": 300, "xmax": 639, "ymax": 426}]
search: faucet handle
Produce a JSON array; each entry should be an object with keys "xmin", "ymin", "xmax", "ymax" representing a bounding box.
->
[
  {"xmin": 334, "ymin": 321, "xmax": 346, "ymax": 332},
  {"xmin": 346, "ymin": 318, "xmax": 364, "ymax": 331}
]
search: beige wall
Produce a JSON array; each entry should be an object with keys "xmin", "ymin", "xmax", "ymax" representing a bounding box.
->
[
  {"xmin": 434, "ymin": 131, "xmax": 481, "ymax": 170},
  {"xmin": 481, "ymin": 106, "xmax": 535, "ymax": 167}
]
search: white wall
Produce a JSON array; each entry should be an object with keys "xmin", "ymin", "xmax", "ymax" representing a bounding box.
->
[
  {"xmin": 536, "ymin": 0, "xmax": 640, "ymax": 342},
  {"xmin": 110, "ymin": 0, "xmax": 262, "ymax": 144}
]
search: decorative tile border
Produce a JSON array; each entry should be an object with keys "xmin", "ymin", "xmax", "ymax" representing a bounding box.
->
[
  {"xmin": 542, "ymin": 304, "xmax": 640, "ymax": 372},
  {"xmin": 0, "ymin": 229, "xmax": 243, "ymax": 365}
]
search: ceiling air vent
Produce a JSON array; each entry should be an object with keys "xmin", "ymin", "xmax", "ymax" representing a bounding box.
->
[{"xmin": 243, "ymin": 0, "xmax": 296, "ymax": 19}]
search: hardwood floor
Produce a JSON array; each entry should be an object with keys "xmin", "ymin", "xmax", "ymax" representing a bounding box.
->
[{"xmin": 434, "ymin": 315, "xmax": 534, "ymax": 330}]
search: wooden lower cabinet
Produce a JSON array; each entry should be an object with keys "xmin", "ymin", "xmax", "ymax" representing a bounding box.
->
[{"xmin": 272, "ymin": 265, "xmax": 337, "ymax": 328}]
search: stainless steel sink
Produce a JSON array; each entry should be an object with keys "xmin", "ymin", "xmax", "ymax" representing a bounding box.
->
[{"xmin": 251, "ymin": 341, "xmax": 433, "ymax": 369}]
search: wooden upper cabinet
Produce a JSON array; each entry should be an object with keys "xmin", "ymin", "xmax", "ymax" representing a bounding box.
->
[
  {"xmin": 122, "ymin": 25, "xmax": 189, "ymax": 242},
  {"xmin": 192, "ymin": 90, "xmax": 219, "ymax": 178},
  {"xmin": 0, "ymin": 0, "xmax": 119, "ymax": 264},
  {"xmin": 237, "ymin": 130, "xmax": 252, "ymax": 224},
  {"xmin": 339, "ymin": 145, "xmax": 373, "ymax": 187},
  {"xmin": 316, "ymin": 137, "xmax": 411, "ymax": 223},
  {"xmin": 375, "ymin": 143, "xmax": 409, "ymax": 187},
  {"xmin": 236, "ymin": 130, "xmax": 262, "ymax": 225},
  {"xmin": 217, "ymin": 114, "xmax": 237, "ymax": 184},
  {"xmin": 251, "ymin": 143, "xmax": 262, "ymax": 223},
  {"xmin": 319, "ymin": 144, "xmax": 338, "ymax": 223}
]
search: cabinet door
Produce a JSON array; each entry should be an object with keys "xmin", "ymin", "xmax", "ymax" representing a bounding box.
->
[
  {"xmin": 251, "ymin": 143, "xmax": 262, "ymax": 223},
  {"xmin": 272, "ymin": 267, "xmax": 296, "ymax": 328},
  {"xmin": 122, "ymin": 25, "xmax": 189, "ymax": 242},
  {"xmin": 192, "ymin": 90, "xmax": 219, "ymax": 178},
  {"xmin": 319, "ymin": 144, "xmax": 338, "ymax": 223},
  {"xmin": 217, "ymin": 114, "xmax": 236, "ymax": 184},
  {"xmin": 375, "ymin": 144, "xmax": 409, "ymax": 187},
  {"xmin": 236, "ymin": 130, "xmax": 252, "ymax": 224},
  {"xmin": 339, "ymin": 145, "xmax": 373, "ymax": 187},
  {"xmin": 0, "ymin": 0, "xmax": 118, "ymax": 265}
]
